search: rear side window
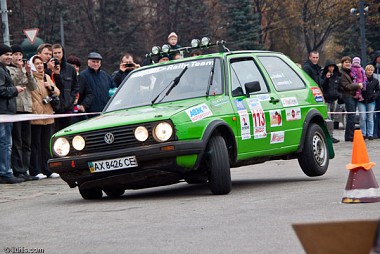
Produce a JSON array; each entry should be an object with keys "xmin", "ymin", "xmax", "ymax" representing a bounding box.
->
[
  {"xmin": 229, "ymin": 58, "xmax": 268, "ymax": 96},
  {"xmin": 259, "ymin": 56, "xmax": 305, "ymax": 91}
]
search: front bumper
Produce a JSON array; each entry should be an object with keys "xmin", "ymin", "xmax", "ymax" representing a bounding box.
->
[{"xmin": 48, "ymin": 140, "xmax": 204, "ymax": 188}]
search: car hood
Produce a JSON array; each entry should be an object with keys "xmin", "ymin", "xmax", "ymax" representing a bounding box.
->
[{"xmin": 57, "ymin": 98, "xmax": 208, "ymax": 135}]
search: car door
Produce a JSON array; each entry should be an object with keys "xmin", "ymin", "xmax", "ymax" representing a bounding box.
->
[
  {"xmin": 227, "ymin": 55, "xmax": 286, "ymax": 160},
  {"xmin": 257, "ymin": 55, "xmax": 311, "ymax": 150}
]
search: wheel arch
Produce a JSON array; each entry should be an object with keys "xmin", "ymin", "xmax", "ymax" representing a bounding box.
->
[
  {"xmin": 198, "ymin": 120, "xmax": 237, "ymax": 166},
  {"xmin": 298, "ymin": 109, "xmax": 335, "ymax": 159}
]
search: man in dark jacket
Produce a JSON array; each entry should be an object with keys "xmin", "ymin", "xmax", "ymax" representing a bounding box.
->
[
  {"xmin": 77, "ymin": 52, "xmax": 116, "ymax": 115},
  {"xmin": 321, "ymin": 59, "xmax": 342, "ymax": 143},
  {"xmin": 303, "ymin": 51, "xmax": 322, "ymax": 87},
  {"xmin": 52, "ymin": 44, "xmax": 79, "ymax": 131},
  {"xmin": 0, "ymin": 44, "xmax": 25, "ymax": 184}
]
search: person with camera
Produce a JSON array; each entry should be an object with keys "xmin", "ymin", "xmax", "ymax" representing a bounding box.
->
[
  {"xmin": 321, "ymin": 59, "xmax": 342, "ymax": 144},
  {"xmin": 29, "ymin": 55, "xmax": 60, "ymax": 179},
  {"xmin": 0, "ymin": 44, "xmax": 26, "ymax": 184},
  {"xmin": 112, "ymin": 53, "xmax": 140, "ymax": 87},
  {"xmin": 7, "ymin": 45, "xmax": 38, "ymax": 181},
  {"xmin": 52, "ymin": 44, "xmax": 78, "ymax": 131}
]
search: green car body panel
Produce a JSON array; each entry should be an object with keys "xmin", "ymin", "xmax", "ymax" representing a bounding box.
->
[{"xmin": 48, "ymin": 49, "xmax": 334, "ymax": 198}]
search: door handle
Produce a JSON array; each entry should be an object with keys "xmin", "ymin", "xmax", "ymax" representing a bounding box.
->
[{"xmin": 269, "ymin": 97, "xmax": 280, "ymax": 104}]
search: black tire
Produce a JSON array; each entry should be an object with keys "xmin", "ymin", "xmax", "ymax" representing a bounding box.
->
[
  {"xmin": 103, "ymin": 188, "xmax": 125, "ymax": 197},
  {"xmin": 298, "ymin": 123, "xmax": 329, "ymax": 177},
  {"xmin": 207, "ymin": 136, "xmax": 231, "ymax": 195},
  {"xmin": 79, "ymin": 187, "xmax": 103, "ymax": 200}
]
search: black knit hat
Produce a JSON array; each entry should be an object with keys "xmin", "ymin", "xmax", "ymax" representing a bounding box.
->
[
  {"xmin": 0, "ymin": 44, "xmax": 12, "ymax": 56},
  {"xmin": 11, "ymin": 45, "xmax": 24, "ymax": 54}
]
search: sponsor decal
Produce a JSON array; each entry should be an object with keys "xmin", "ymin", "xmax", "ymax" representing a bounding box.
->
[
  {"xmin": 210, "ymin": 97, "xmax": 229, "ymax": 108},
  {"xmin": 269, "ymin": 110, "xmax": 282, "ymax": 127},
  {"xmin": 246, "ymin": 98, "xmax": 267, "ymax": 139},
  {"xmin": 234, "ymin": 99, "xmax": 246, "ymax": 112},
  {"xmin": 311, "ymin": 87, "xmax": 324, "ymax": 103},
  {"xmin": 239, "ymin": 111, "xmax": 251, "ymax": 140},
  {"xmin": 186, "ymin": 103, "xmax": 213, "ymax": 122},
  {"xmin": 285, "ymin": 107, "xmax": 301, "ymax": 121},
  {"xmin": 281, "ymin": 97, "xmax": 299, "ymax": 107},
  {"xmin": 270, "ymin": 131, "xmax": 285, "ymax": 144},
  {"xmin": 257, "ymin": 94, "xmax": 270, "ymax": 101},
  {"xmin": 132, "ymin": 60, "xmax": 214, "ymax": 78}
]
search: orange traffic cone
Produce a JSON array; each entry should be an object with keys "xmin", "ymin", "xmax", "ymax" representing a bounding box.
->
[{"xmin": 342, "ymin": 130, "xmax": 380, "ymax": 203}]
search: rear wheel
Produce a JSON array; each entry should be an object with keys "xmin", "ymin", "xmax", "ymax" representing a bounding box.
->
[
  {"xmin": 207, "ymin": 136, "xmax": 231, "ymax": 195},
  {"xmin": 79, "ymin": 187, "xmax": 103, "ymax": 200},
  {"xmin": 103, "ymin": 188, "xmax": 125, "ymax": 197},
  {"xmin": 298, "ymin": 123, "xmax": 329, "ymax": 176}
]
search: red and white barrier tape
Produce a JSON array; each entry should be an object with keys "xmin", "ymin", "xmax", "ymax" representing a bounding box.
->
[
  {"xmin": 1, "ymin": 110, "xmax": 380, "ymax": 123},
  {"xmin": 0, "ymin": 112, "xmax": 100, "ymax": 123},
  {"xmin": 328, "ymin": 110, "xmax": 380, "ymax": 114}
]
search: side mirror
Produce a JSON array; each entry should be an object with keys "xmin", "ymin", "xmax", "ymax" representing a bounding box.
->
[{"xmin": 244, "ymin": 81, "xmax": 260, "ymax": 97}]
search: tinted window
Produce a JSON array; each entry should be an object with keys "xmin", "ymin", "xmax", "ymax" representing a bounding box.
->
[
  {"xmin": 229, "ymin": 58, "xmax": 268, "ymax": 96},
  {"xmin": 259, "ymin": 56, "xmax": 305, "ymax": 91}
]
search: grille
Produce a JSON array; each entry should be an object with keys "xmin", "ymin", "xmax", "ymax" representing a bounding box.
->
[{"xmin": 67, "ymin": 123, "xmax": 158, "ymax": 155}]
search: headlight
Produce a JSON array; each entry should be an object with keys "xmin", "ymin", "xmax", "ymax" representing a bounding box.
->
[
  {"xmin": 53, "ymin": 137, "xmax": 70, "ymax": 157},
  {"xmin": 162, "ymin": 44, "xmax": 171, "ymax": 53},
  {"xmin": 134, "ymin": 126, "xmax": 149, "ymax": 141},
  {"xmin": 152, "ymin": 46, "xmax": 161, "ymax": 55},
  {"xmin": 201, "ymin": 37, "xmax": 211, "ymax": 46},
  {"xmin": 72, "ymin": 135, "xmax": 85, "ymax": 151},
  {"xmin": 153, "ymin": 122, "xmax": 173, "ymax": 142},
  {"xmin": 191, "ymin": 39, "xmax": 200, "ymax": 48}
]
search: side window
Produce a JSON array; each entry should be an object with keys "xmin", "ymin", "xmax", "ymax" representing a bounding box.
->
[
  {"xmin": 259, "ymin": 56, "xmax": 305, "ymax": 91},
  {"xmin": 230, "ymin": 58, "xmax": 268, "ymax": 97}
]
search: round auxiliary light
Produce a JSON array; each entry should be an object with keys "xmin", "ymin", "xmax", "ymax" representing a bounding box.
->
[
  {"xmin": 191, "ymin": 39, "xmax": 200, "ymax": 48},
  {"xmin": 152, "ymin": 46, "xmax": 161, "ymax": 55},
  {"xmin": 134, "ymin": 126, "xmax": 149, "ymax": 142},
  {"xmin": 53, "ymin": 137, "xmax": 70, "ymax": 157},
  {"xmin": 72, "ymin": 135, "xmax": 85, "ymax": 151},
  {"xmin": 162, "ymin": 44, "xmax": 171, "ymax": 54},
  {"xmin": 153, "ymin": 122, "xmax": 173, "ymax": 142},
  {"xmin": 201, "ymin": 37, "xmax": 211, "ymax": 46}
]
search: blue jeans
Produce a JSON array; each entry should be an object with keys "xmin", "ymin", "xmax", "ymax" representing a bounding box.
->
[
  {"xmin": 358, "ymin": 101, "xmax": 375, "ymax": 137},
  {"xmin": 0, "ymin": 122, "xmax": 14, "ymax": 178},
  {"xmin": 343, "ymin": 95, "xmax": 358, "ymax": 141}
]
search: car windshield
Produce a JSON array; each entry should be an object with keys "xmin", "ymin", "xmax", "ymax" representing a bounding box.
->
[{"xmin": 105, "ymin": 58, "xmax": 222, "ymax": 112}]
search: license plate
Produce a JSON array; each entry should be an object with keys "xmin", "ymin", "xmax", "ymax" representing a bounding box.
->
[{"xmin": 88, "ymin": 156, "xmax": 138, "ymax": 173}]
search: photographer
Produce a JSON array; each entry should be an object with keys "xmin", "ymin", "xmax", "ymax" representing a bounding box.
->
[
  {"xmin": 29, "ymin": 55, "xmax": 60, "ymax": 179},
  {"xmin": 7, "ymin": 45, "xmax": 38, "ymax": 181},
  {"xmin": 112, "ymin": 53, "xmax": 140, "ymax": 87},
  {"xmin": 52, "ymin": 44, "xmax": 78, "ymax": 131}
]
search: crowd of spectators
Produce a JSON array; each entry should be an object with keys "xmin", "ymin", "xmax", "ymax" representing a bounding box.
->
[{"xmin": 302, "ymin": 51, "xmax": 380, "ymax": 143}]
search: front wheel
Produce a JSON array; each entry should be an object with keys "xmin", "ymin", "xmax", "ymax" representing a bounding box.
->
[
  {"xmin": 207, "ymin": 135, "xmax": 231, "ymax": 195},
  {"xmin": 298, "ymin": 123, "xmax": 329, "ymax": 176}
]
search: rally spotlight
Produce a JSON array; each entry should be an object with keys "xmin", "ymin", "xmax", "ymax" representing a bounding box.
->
[
  {"xmin": 151, "ymin": 46, "xmax": 161, "ymax": 55},
  {"xmin": 191, "ymin": 39, "xmax": 200, "ymax": 48},
  {"xmin": 162, "ymin": 44, "xmax": 171, "ymax": 54}
]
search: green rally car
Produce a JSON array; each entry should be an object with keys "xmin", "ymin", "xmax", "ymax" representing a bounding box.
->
[{"xmin": 48, "ymin": 39, "xmax": 334, "ymax": 199}]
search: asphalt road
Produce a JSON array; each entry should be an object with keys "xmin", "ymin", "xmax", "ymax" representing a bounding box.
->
[{"xmin": 1, "ymin": 129, "xmax": 380, "ymax": 254}]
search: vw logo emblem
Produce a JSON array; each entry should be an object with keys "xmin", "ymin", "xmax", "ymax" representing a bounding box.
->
[{"xmin": 104, "ymin": 133, "xmax": 114, "ymax": 144}]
